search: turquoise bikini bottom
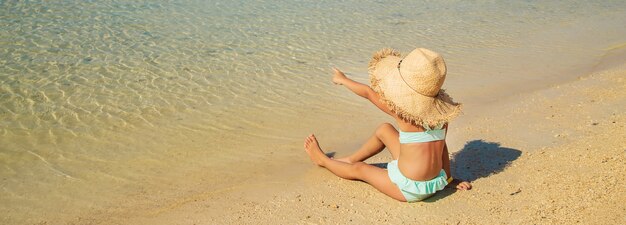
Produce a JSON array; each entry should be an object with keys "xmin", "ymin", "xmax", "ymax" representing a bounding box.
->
[{"xmin": 387, "ymin": 160, "xmax": 449, "ymax": 202}]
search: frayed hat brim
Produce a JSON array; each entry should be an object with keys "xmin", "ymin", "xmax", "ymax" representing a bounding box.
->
[{"xmin": 368, "ymin": 48, "xmax": 462, "ymax": 127}]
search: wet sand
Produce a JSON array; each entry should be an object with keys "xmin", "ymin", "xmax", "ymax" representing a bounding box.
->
[{"xmin": 76, "ymin": 49, "xmax": 626, "ymax": 224}]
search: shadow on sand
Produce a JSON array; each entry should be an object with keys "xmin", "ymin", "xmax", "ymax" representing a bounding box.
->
[{"xmin": 424, "ymin": 139, "xmax": 522, "ymax": 202}]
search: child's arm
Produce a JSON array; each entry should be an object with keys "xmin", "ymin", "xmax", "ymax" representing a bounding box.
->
[
  {"xmin": 441, "ymin": 145, "xmax": 472, "ymax": 190},
  {"xmin": 443, "ymin": 126, "xmax": 471, "ymax": 190},
  {"xmin": 443, "ymin": 143, "xmax": 471, "ymax": 190},
  {"xmin": 332, "ymin": 68, "xmax": 396, "ymax": 117},
  {"xmin": 442, "ymin": 142, "xmax": 452, "ymax": 179}
]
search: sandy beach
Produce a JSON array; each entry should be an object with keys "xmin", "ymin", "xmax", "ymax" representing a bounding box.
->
[{"xmin": 74, "ymin": 47, "xmax": 626, "ymax": 225}]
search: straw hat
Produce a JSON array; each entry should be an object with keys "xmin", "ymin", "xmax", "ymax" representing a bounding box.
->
[{"xmin": 368, "ymin": 48, "xmax": 461, "ymax": 127}]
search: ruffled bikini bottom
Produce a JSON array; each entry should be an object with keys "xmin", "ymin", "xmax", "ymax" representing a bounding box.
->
[{"xmin": 387, "ymin": 160, "xmax": 449, "ymax": 202}]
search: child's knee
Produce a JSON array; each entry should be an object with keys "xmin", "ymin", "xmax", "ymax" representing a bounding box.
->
[
  {"xmin": 352, "ymin": 162, "xmax": 368, "ymax": 174},
  {"xmin": 378, "ymin": 123, "xmax": 394, "ymax": 129},
  {"xmin": 376, "ymin": 123, "xmax": 395, "ymax": 136}
]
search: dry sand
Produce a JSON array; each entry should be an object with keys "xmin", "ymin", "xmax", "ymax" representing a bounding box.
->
[{"xmin": 86, "ymin": 53, "xmax": 625, "ymax": 224}]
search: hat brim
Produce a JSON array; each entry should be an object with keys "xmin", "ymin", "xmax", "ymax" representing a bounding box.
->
[{"xmin": 368, "ymin": 51, "xmax": 462, "ymax": 127}]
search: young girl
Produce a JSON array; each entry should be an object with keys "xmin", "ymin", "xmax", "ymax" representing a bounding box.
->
[{"xmin": 304, "ymin": 48, "xmax": 471, "ymax": 202}]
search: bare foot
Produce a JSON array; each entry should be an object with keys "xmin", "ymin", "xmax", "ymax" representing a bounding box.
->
[
  {"xmin": 303, "ymin": 134, "xmax": 328, "ymax": 166},
  {"xmin": 332, "ymin": 67, "xmax": 347, "ymax": 85}
]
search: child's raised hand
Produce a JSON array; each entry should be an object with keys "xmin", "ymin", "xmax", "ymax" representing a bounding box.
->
[{"xmin": 332, "ymin": 67, "xmax": 347, "ymax": 85}]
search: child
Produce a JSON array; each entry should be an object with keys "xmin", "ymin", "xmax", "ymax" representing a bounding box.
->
[{"xmin": 304, "ymin": 48, "xmax": 471, "ymax": 202}]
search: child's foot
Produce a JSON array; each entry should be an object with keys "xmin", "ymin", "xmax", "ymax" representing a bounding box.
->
[{"xmin": 304, "ymin": 134, "xmax": 328, "ymax": 167}]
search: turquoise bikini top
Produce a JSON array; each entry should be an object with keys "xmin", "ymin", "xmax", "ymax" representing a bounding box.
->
[{"xmin": 399, "ymin": 123, "xmax": 446, "ymax": 144}]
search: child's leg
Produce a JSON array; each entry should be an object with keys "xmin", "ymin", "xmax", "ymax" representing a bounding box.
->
[
  {"xmin": 304, "ymin": 134, "xmax": 406, "ymax": 202},
  {"xmin": 336, "ymin": 123, "xmax": 400, "ymax": 163}
]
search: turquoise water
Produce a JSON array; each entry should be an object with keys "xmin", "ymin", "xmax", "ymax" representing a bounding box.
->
[{"xmin": 1, "ymin": 0, "xmax": 625, "ymax": 223}]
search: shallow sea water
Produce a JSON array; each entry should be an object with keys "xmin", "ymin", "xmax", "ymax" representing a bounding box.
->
[{"xmin": 1, "ymin": 0, "xmax": 625, "ymax": 223}]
